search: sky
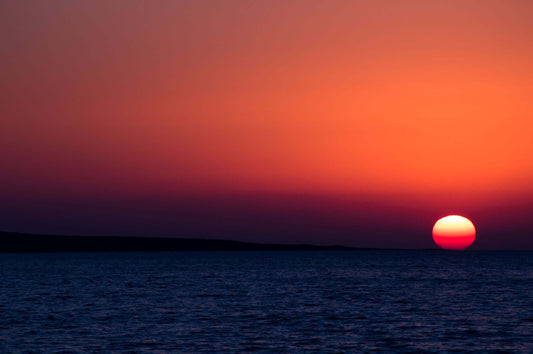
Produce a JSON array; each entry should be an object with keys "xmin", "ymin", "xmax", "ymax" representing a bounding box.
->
[{"xmin": 1, "ymin": 0, "xmax": 532, "ymax": 249}]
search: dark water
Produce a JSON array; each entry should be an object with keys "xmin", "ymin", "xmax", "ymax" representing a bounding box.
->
[{"xmin": 1, "ymin": 251, "xmax": 531, "ymax": 353}]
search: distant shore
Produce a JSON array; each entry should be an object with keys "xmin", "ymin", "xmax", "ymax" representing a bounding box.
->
[{"xmin": 0, "ymin": 231, "xmax": 365, "ymax": 253}]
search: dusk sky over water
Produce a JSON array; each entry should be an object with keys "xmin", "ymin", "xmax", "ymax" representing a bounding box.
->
[{"xmin": 2, "ymin": 1, "xmax": 533, "ymax": 249}]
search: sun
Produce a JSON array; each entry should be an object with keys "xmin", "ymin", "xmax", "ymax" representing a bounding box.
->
[{"xmin": 432, "ymin": 215, "xmax": 476, "ymax": 250}]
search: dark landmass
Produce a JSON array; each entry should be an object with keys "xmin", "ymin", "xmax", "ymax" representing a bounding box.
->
[{"xmin": 0, "ymin": 231, "xmax": 360, "ymax": 253}]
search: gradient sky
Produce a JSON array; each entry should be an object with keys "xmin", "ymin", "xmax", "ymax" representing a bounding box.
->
[{"xmin": 1, "ymin": 1, "xmax": 533, "ymax": 249}]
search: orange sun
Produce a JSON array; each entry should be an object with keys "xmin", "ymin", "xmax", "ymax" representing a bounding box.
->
[{"xmin": 432, "ymin": 215, "xmax": 476, "ymax": 250}]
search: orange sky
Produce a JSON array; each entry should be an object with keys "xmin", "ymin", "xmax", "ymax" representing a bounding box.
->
[{"xmin": 1, "ymin": 1, "xmax": 533, "ymax": 247}]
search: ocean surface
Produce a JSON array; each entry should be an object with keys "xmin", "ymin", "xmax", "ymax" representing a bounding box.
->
[{"xmin": 1, "ymin": 251, "xmax": 531, "ymax": 353}]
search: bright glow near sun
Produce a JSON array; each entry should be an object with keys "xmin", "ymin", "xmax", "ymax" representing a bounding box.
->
[{"xmin": 432, "ymin": 215, "xmax": 476, "ymax": 250}]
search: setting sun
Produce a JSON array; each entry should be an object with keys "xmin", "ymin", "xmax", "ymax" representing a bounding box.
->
[{"xmin": 432, "ymin": 215, "xmax": 476, "ymax": 250}]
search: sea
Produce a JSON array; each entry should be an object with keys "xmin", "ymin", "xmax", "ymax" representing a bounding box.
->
[{"xmin": 0, "ymin": 250, "xmax": 531, "ymax": 353}]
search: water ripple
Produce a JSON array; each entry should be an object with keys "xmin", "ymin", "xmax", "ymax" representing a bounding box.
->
[{"xmin": 0, "ymin": 250, "xmax": 531, "ymax": 352}]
